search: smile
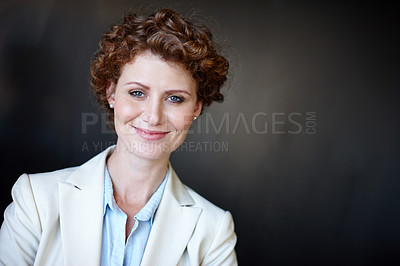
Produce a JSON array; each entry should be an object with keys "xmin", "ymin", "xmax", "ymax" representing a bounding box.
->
[{"xmin": 134, "ymin": 127, "xmax": 170, "ymax": 141}]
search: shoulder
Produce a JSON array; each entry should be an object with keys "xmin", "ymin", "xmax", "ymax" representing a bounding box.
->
[
  {"xmin": 167, "ymin": 165, "xmax": 233, "ymax": 227},
  {"xmin": 28, "ymin": 166, "xmax": 78, "ymax": 188},
  {"xmin": 184, "ymin": 184, "xmax": 228, "ymax": 219},
  {"xmin": 174, "ymin": 180, "xmax": 237, "ymax": 265},
  {"xmin": 21, "ymin": 146, "xmax": 115, "ymax": 195},
  {"xmin": 9, "ymin": 167, "xmax": 79, "ymax": 222},
  {"xmin": 184, "ymin": 183, "xmax": 235, "ymax": 235},
  {"xmin": 9, "ymin": 167, "xmax": 78, "ymax": 204},
  {"xmin": 184, "ymin": 183, "xmax": 235, "ymax": 245}
]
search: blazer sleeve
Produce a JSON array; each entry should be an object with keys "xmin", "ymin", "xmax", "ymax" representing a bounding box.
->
[
  {"xmin": 201, "ymin": 211, "xmax": 238, "ymax": 266},
  {"xmin": 0, "ymin": 174, "xmax": 41, "ymax": 266}
]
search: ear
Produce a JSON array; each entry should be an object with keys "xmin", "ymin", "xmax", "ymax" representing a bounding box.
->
[
  {"xmin": 106, "ymin": 82, "xmax": 116, "ymax": 105},
  {"xmin": 194, "ymin": 100, "xmax": 203, "ymax": 117}
]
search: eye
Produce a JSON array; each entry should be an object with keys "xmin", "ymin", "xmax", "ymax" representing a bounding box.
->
[
  {"xmin": 168, "ymin": 95, "xmax": 184, "ymax": 103},
  {"xmin": 129, "ymin": 90, "xmax": 145, "ymax": 98}
]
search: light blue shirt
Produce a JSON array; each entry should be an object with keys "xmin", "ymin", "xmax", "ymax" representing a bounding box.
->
[{"xmin": 100, "ymin": 167, "xmax": 168, "ymax": 266}]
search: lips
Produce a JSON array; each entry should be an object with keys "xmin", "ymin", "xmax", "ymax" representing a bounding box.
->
[{"xmin": 134, "ymin": 126, "xmax": 170, "ymax": 141}]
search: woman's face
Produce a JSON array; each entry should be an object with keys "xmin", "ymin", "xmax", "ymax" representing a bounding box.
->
[{"xmin": 107, "ymin": 52, "xmax": 202, "ymax": 160}]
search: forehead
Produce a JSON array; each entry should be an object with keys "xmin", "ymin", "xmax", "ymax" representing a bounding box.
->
[{"xmin": 118, "ymin": 52, "xmax": 197, "ymax": 91}]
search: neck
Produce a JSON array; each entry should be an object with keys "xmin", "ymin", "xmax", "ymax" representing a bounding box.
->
[{"xmin": 106, "ymin": 142, "xmax": 169, "ymax": 205}]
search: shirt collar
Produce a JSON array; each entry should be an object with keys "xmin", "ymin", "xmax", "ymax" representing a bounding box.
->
[{"xmin": 103, "ymin": 166, "xmax": 169, "ymax": 222}]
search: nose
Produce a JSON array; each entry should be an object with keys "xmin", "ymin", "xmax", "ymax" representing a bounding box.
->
[{"xmin": 141, "ymin": 98, "xmax": 164, "ymax": 126}]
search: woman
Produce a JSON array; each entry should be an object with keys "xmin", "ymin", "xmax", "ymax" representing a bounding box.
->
[{"xmin": 0, "ymin": 9, "xmax": 237, "ymax": 266}]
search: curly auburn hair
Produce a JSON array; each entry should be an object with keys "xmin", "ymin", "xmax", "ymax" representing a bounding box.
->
[{"xmin": 90, "ymin": 8, "xmax": 229, "ymax": 124}]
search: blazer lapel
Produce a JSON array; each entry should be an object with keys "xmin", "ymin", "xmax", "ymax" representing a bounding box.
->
[
  {"xmin": 141, "ymin": 165, "xmax": 202, "ymax": 266},
  {"xmin": 59, "ymin": 146, "xmax": 114, "ymax": 266}
]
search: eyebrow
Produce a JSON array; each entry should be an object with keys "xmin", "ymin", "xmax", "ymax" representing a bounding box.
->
[
  {"xmin": 124, "ymin": 81, "xmax": 150, "ymax": 90},
  {"xmin": 165, "ymin": 90, "xmax": 192, "ymax": 96},
  {"xmin": 124, "ymin": 81, "xmax": 192, "ymax": 96}
]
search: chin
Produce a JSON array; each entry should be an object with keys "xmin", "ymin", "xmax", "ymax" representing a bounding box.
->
[
  {"xmin": 135, "ymin": 148, "xmax": 170, "ymax": 160},
  {"xmin": 126, "ymin": 140, "xmax": 174, "ymax": 160}
]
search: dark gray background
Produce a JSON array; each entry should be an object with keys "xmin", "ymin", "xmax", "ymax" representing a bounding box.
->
[{"xmin": 1, "ymin": 0, "xmax": 399, "ymax": 265}]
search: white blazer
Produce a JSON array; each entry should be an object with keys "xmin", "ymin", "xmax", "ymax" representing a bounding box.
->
[{"xmin": 0, "ymin": 146, "xmax": 237, "ymax": 266}]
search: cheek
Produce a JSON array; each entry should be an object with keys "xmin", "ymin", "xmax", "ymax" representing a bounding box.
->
[
  {"xmin": 115, "ymin": 100, "xmax": 140, "ymax": 122},
  {"xmin": 166, "ymin": 110, "xmax": 194, "ymax": 131}
]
